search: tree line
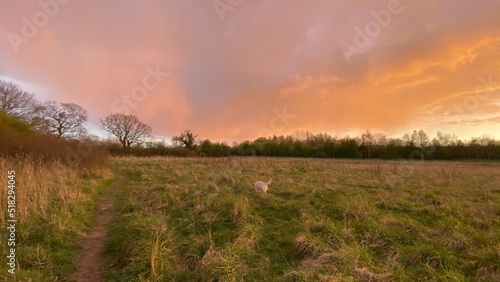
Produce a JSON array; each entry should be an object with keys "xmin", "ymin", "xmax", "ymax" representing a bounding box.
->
[
  {"xmin": 2, "ymin": 79, "xmax": 500, "ymax": 161},
  {"xmin": 112, "ymin": 129, "xmax": 500, "ymax": 161}
]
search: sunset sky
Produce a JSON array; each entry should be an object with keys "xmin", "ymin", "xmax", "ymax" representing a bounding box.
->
[{"xmin": 1, "ymin": 0, "xmax": 499, "ymax": 142}]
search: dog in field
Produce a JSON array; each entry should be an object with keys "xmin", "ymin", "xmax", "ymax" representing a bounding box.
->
[{"xmin": 254, "ymin": 179, "xmax": 272, "ymax": 193}]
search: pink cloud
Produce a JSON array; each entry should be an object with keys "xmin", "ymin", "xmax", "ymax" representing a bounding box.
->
[{"xmin": 1, "ymin": 0, "xmax": 499, "ymax": 141}]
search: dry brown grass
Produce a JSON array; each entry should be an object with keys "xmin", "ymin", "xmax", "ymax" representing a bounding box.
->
[
  {"xmin": 0, "ymin": 156, "xmax": 108, "ymax": 226},
  {"xmin": 0, "ymin": 155, "xmax": 111, "ymax": 280}
]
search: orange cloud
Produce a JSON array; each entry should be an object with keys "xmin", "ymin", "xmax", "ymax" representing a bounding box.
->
[{"xmin": 1, "ymin": 1, "xmax": 499, "ymax": 141}]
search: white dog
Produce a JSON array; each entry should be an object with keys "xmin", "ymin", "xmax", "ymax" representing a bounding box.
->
[{"xmin": 254, "ymin": 179, "xmax": 272, "ymax": 193}]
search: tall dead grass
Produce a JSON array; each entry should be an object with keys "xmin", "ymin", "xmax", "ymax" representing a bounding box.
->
[{"xmin": 0, "ymin": 156, "xmax": 109, "ymax": 227}]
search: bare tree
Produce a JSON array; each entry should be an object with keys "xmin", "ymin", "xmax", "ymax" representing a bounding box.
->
[
  {"xmin": 0, "ymin": 79, "xmax": 42, "ymax": 124},
  {"xmin": 361, "ymin": 130, "xmax": 375, "ymax": 158},
  {"xmin": 373, "ymin": 133, "xmax": 388, "ymax": 146},
  {"xmin": 172, "ymin": 130, "xmax": 198, "ymax": 149},
  {"xmin": 402, "ymin": 133, "xmax": 414, "ymax": 146},
  {"xmin": 38, "ymin": 101, "xmax": 88, "ymax": 138},
  {"xmin": 291, "ymin": 130, "xmax": 314, "ymax": 143},
  {"xmin": 100, "ymin": 114, "xmax": 152, "ymax": 148},
  {"xmin": 411, "ymin": 129, "xmax": 429, "ymax": 159},
  {"xmin": 310, "ymin": 132, "xmax": 332, "ymax": 146},
  {"xmin": 434, "ymin": 131, "xmax": 458, "ymax": 146}
]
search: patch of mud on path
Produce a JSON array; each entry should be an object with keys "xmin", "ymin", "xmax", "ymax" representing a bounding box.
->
[{"xmin": 71, "ymin": 174, "xmax": 123, "ymax": 282}]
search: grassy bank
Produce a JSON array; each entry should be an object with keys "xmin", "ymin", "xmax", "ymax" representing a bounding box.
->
[
  {"xmin": 104, "ymin": 157, "xmax": 499, "ymax": 281},
  {"xmin": 0, "ymin": 156, "xmax": 111, "ymax": 281}
]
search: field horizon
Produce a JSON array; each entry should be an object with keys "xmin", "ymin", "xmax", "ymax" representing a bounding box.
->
[{"xmin": 3, "ymin": 1, "xmax": 500, "ymax": 280}]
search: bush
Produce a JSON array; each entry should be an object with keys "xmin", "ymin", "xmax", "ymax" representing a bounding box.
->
[{"xmin": 0, "ymin": 113, "xmax": 108, "ymax": 174}]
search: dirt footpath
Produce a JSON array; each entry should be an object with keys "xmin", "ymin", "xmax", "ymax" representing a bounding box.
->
[{"xmin": 71, "ymin": 175, "xmax": 123, "ymax": 282}]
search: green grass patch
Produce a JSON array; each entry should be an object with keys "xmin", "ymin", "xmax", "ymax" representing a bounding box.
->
[
  {"xmin": 0, "ymin": 171, "xmax": 112, "ymax": 281},
  {"xmin": 103, "ymin": 157, "xmax": 500, "ymax": 281}
]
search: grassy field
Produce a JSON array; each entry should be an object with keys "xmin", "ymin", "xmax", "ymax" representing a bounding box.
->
[
  {"xmin": 103, "ymin": 157, "xmax": 499, "ymax": 281},
  {"xmin": 0, "ymin": 157, "xmax": 111, "ymax": 281}
]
